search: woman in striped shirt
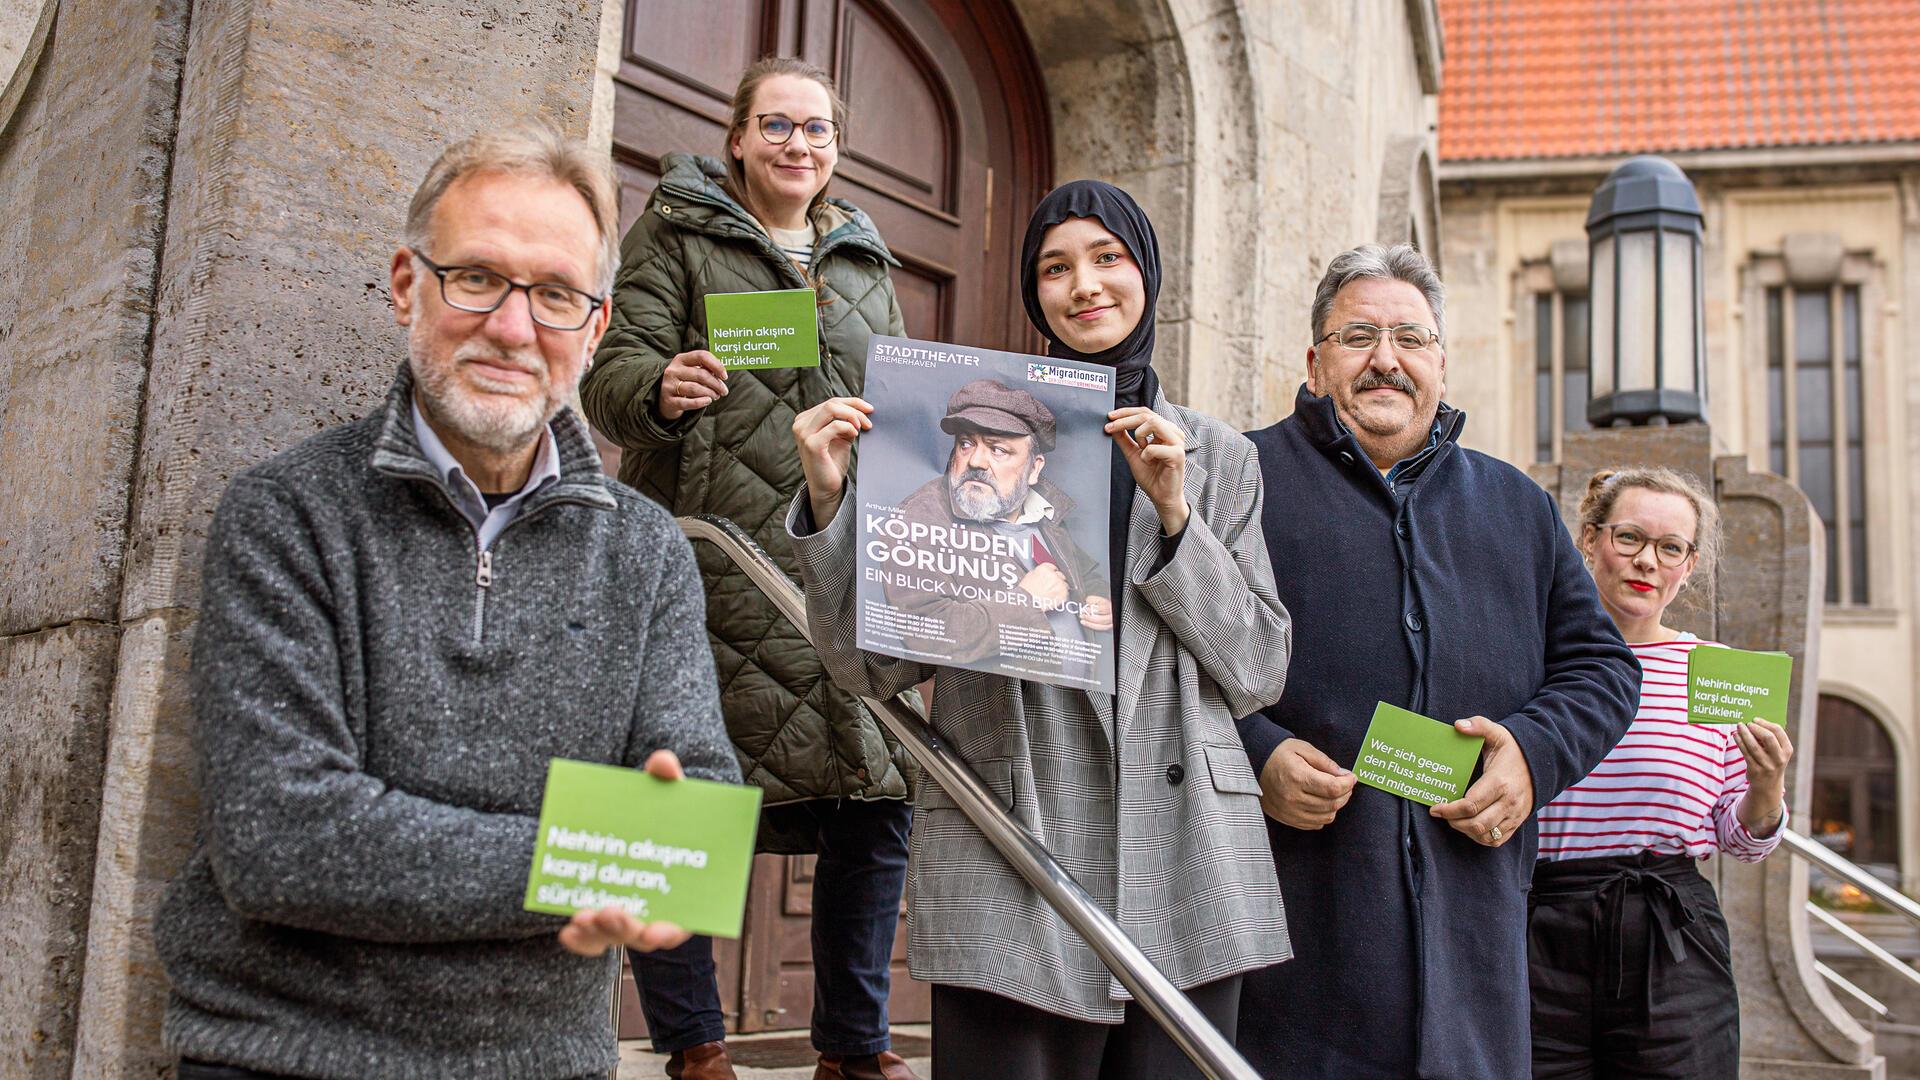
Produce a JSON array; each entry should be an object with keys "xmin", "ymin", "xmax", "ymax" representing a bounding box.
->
[{"xmin": 1529, "ymin": 466, "xmax": 1794, "ymax": 1079}]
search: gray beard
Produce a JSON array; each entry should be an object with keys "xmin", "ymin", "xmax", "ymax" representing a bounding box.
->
[
  {"xmin": 408, "ymin": 325, "xmax": 565, "ymax": 455},
  {"xmin": 948, "ymin": 475, "xmax": 1028, "ymax": 522}
]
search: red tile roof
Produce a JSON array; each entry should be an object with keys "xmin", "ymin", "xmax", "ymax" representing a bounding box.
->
[{"xmin": 1439, "ymin": 0, "xmax": 1920, "ymax": 161}]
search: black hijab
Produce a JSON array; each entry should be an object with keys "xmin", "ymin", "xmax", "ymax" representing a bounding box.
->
[
  {"xmin": 1019, "ymin": 181, "xmax": 1162, "ymax": 409},
  {"xmin": 1019, "ymin": 182, "xmax": 1167, "ymax": 645}
]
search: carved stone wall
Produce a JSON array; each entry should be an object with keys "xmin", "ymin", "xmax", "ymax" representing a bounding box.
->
[{"xmin": 0, "ymin": 0, "xmax": 190, "ymax": 1069}]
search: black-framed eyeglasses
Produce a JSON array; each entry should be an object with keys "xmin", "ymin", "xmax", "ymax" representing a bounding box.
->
[
  {"xmin": 1597, "ymin": 523, "xmax": 1697, "ymax": 568},
  {"xmin": 1314, "ymin": 322, "xmax": 1441, "ymax": 352},
  {"xmin": 412, "ymin": 252, "xmax": 604, "ymax": 331},
  {"xmin": 751, "ymin": 113, "xmax": 840, "ymax": 148}
]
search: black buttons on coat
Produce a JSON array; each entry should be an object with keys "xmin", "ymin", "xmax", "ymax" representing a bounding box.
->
[
  {"xmin": 1339, "ymin": 451, "xmax": 1355, "ymax": 466},
  {"xmin": 1405, "ymin": 612, "xmax": 1423, "ymax": 633},
  {"xmin": 1397, "ymin": 520, "xmax": 1411, "ymax": 539},
  {"xmin": 1166, "ymin": 763, "xmax": 1186, "ymax": 785}
]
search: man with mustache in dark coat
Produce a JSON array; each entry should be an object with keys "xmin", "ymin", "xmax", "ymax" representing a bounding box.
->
[{"xmin": 1237, "ymin": 243, "xmax": 1639, "ymax": 1079}]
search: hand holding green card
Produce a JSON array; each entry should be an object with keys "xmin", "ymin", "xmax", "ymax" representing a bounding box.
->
[
  {"xmin": 1688, "ymin": 646, "xmax": 1794, "ymax": 725},
  {"xmin": 525, "ymin": 758, "xmax": 762, "ymax": 938},
  {"xmin": 1351, "ymin": 702, "xmax": 1485, "ymax": 807},
  {"xmin": 704, "ymin": 288, "xmax": 819, "ymax": 369}
]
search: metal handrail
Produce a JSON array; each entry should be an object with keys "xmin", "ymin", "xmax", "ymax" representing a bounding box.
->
[
  {"xmin": 1807, "ymin": 903, "xmax": 1920, "ymax": 994},
  {"xmin": 1815, "ymin": 960, "xmax": 1890, "ymax": 1017},
  {"xmin": 1781, "ymin": 827, "xmax": 1920, "ymax": 927},
  {"xmin": 1782, "ymin": 826, "xmax": 1920, "ymax": 1018},
  {"xmin": 678, "ymin": 514, "xmax": 1262, "ymax": 1080}
]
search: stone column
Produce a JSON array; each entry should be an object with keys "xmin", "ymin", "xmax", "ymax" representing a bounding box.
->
[
  {"xmin": 0, "ymin": 0, "xmax": 191, "ymax": 1072},
  {"xmin": 1536, "ymin": 426, "xmax": 1882, "ymax": 1078},
  {"xmin": 0, "ymin": 0, "xmax": 613, "ymax": 1073}
]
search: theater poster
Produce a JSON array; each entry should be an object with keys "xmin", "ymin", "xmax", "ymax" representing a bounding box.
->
[{"xmin": 854, "ymin": 335, "xmax": 1117, "ymax": 693}]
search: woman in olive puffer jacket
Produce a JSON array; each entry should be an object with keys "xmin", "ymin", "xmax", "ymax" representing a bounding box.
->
[{"xmin": 580, "ymin": 57, "xmax": 920, "ymax": 1080}]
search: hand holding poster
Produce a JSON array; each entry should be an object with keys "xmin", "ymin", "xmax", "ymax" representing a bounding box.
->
[
  {"xmin": 524, "ymin": 759, "xmax": 762, "ymax": 938},
  {"xmin": 854, "ymin": 335, "xmax": 1117, "ymax": 693}
]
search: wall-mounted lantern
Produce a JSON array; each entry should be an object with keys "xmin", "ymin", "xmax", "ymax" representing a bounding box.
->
[{"xmin": 1586, "ymin": 156, "xmax": 1707, "ymax": 426}]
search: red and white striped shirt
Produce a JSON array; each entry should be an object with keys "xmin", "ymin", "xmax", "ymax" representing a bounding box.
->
[{"xmin": 1538, "ymin": 636, "xmax": 1784, "ymax": 863}]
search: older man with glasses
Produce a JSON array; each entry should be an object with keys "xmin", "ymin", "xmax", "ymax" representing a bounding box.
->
[
  {"xmin": 152, "ymin": 124, "xmax": 739, "ymax": 1080},
  {"xmin": 1235, "ymin": 243, "xmax": 1641, "ymax": 1079}
]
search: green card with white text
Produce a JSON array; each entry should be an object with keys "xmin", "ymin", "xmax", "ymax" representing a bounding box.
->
[
  {"xmin": 1351, "ymin": 702, "xmax": 1485, "ymax": 806},
  {"xmin": 704, "ymin": 288, "xmax": 819, "ymax": 369},
  {"xmin": 524, "ymin": 758, "xmax": 762, "ymax": 938},
  {"xmin": 1688, "ymin": 646, "xmax": 1793, "ymax": 726}
]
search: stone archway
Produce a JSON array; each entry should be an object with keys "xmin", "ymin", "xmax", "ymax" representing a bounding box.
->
[
  {"xmin": 1379, "ymin": 134, "xmax": 1441, "ymax": 272},
  {"xmin": 1814, "ymin": 681, "xmax": 1917, "ymax": 892},
  {"xmin": 0, "ymin": 0, "xmax": 55, "ymax": 136},
  {"xmin": 1004, "ymin": 0, "xmax": 1275, "ymax": 426}
]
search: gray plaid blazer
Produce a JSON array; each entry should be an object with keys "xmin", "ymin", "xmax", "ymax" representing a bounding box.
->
[{"xmin": 787, "ymin": 395, "xmax": 1292, "ymax": 1022}]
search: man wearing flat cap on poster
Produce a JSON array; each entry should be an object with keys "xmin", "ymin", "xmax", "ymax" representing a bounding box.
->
[{"xmin": 885, "ymin": 378, "xmax": 1112, "ymax": 675}]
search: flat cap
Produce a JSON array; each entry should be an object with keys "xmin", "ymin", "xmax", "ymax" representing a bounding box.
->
[{"xmin": 938, "ymin": 378, "xmax": 1056, "ymax": 452}]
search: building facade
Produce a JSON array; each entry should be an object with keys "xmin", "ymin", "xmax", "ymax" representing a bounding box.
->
[{"xmin": 1438, "ymin": 0, "xmax": 1920, "ymax": 898}]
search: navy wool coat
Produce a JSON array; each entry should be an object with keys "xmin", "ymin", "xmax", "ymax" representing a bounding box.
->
[{"xmin": 1236, "ymin": 388, "xmax": 1639, "ymax": 1079}]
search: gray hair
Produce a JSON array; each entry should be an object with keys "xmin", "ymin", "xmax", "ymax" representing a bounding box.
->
[
  {"xmin": 404, "ymin": 122, "xmax": 621, "ymax": 294},
  {"xmin": 1310, "ymin": 242, "xmax": 1446, "ymax": 344}
]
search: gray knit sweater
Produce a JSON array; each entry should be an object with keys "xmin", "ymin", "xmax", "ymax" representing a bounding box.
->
[{"xmin": 155, "ymin": 365, "xmax": 739, "ymax": 1079}]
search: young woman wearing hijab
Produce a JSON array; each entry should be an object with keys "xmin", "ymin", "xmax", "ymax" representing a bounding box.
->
[{"xmin": 783, "ymin": 180, "xmax": 1293, "ymax": 1079}]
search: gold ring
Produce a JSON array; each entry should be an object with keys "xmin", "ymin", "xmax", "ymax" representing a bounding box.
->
[{"xmin": 1489, "ymin": 825, "xmax": 1503, "ymax": 844}]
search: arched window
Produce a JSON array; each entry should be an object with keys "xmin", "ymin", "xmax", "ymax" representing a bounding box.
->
[{"xmin": 1810, "ymin": 694, "xmax": 1900, "ymax": 877}]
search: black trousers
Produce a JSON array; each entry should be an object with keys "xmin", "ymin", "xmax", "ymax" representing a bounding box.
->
[
  {"xmin": 1528, "ymin": 851, "xmax": 1740, "ymax": 1079},
  {"xmin": 930, "ymin": 975, "xmax": 1242, "ymax": 1080}
]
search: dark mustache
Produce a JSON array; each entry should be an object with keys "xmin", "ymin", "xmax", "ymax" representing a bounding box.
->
[{"xmin": 1352, "ymin": 369, "xmax": 1415, "ymax": 395}]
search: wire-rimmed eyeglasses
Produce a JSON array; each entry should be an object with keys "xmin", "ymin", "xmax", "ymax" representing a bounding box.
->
[
  {"xmin": 413, "ymin": 252, "xmax": 603, "ymax": 332},
  {"xmin": 1314, "ymin": 323, "xmax": 1441, "ymax": 352}
]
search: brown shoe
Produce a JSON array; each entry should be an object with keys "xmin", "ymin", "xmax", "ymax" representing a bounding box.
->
[
  {"xmin": 814, "ymin": 1049, "xmax": 923, "ymax": 1080},
  {"xmin": 666, "ymin": 1041, "xmax": 738, "ymax": 1080}
]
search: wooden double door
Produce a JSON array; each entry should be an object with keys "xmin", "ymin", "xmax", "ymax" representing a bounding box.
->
[{"xmin": 606, "ymin": 0, "xmax": 1050, "ymax": 1037}]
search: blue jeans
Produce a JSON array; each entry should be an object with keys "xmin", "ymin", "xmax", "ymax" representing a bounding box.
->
[{"xmin": 630, "ymin": 797, "xmax": 911, "ymax": 1056}]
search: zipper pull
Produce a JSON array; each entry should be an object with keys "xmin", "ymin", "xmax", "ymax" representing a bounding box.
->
[{"xmin": 476, "ymin": 549, "xmax": 494, "ymax": 587}]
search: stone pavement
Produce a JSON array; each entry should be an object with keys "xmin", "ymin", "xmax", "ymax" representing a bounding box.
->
[{"xmin": 618, "ymin": 1025, "xmax": 932, "ymax": 1079}]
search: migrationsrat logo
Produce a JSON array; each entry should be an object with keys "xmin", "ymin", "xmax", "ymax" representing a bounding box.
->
[{"xmin": 1026, "ymin": 362, "xmax": 1110, "ymax": 392}]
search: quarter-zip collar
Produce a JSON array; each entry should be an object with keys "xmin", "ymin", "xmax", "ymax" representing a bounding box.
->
[
  {"xmin": 370, "ymin": 363, "xmax": 618, "ymax": 518},
  {"xmin": 410, "ymin": 398, "xmax": 560, "ymax": 549},
  {"xmin": 649, "ymin": 152, "xmax": 900, "ymax": 276}
]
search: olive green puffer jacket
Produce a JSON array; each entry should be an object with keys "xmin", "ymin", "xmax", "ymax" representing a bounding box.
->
[{"xmin": 582, "ymin": 152, "xmax": 913, "ymax": 814}]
